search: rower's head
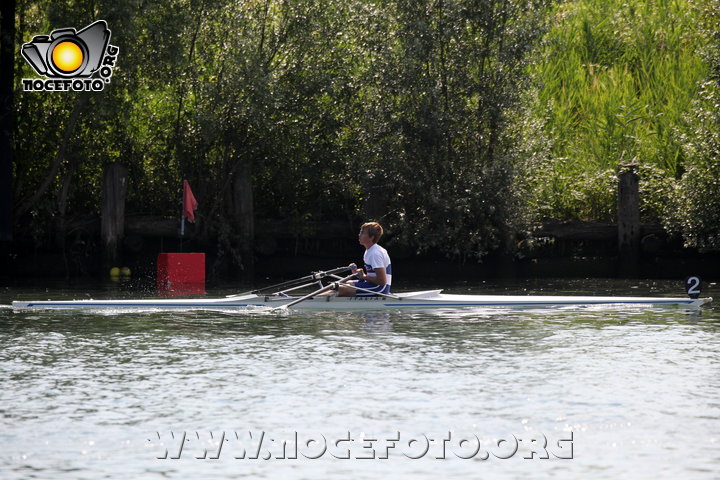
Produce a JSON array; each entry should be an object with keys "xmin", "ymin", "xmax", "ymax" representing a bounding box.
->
[{"xmin": 359, "ymin": 222, "xmax": 383, "ymax": 247}]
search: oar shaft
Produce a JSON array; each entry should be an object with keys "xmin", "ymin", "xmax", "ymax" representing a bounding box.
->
[
  {"xmin": 277, "ymin": 271, "xmax": 358, "ymax": 310},
  {"xmin": 252, "ymin": 266, "xmax": 352, "ymax": 295}
]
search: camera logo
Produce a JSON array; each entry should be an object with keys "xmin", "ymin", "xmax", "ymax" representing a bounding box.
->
[{"xmin": 21, "ymin": 20, "xmax": 119, "ymax": 92}]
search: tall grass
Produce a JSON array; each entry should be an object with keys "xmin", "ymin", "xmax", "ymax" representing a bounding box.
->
[{"xmin": 524, "ymin": 0, "xmax": 709, "ymax": 222}]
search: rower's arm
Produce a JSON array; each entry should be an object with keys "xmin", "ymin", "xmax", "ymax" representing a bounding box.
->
[{"xmin": 364, "ymin": 267, "xmax": 386, "ymax": 286}]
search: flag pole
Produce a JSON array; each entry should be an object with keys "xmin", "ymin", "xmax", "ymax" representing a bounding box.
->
[{"xmin": 180, "ymin": 179, "xmax": 198, "ymax": 254}]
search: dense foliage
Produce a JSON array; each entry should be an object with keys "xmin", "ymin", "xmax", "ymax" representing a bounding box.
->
[
  {"xmin": 671, "ymin": 0, "xmax": 720, "ymax": 249},
  {"xmin": 6, "ymin": 0, "xmax": 720, "ymax": 267},
  {"xmin": 10, "ymin": 0, "xmax": 552, "ymax": 263},
  {"xmin": 523, "ymin": 0, "xmax": 720, "ymax": 250}
]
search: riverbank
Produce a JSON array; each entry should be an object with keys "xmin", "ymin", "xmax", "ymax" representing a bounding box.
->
[{"xmin": 2, "ymin": 248, "xmax": 719, "ymax": 286}]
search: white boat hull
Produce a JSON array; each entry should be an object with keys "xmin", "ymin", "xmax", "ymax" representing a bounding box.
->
[{"xmin": 11, "ymin": 289, "xmax": 712, "ymax": 311}]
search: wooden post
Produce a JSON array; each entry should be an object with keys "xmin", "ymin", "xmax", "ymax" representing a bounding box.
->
[
  {"xmin": 101, "ymin": 163, "xmax": 128, "ymax": 268},
  {"xmin": 617, "ymin": 165, "xmax": 640, "ymax": 276}
]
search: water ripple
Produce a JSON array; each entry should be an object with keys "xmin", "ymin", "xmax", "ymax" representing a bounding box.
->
[{"xmin": 0, "ymin": 280, "xmax": 718, "ymax": 479}]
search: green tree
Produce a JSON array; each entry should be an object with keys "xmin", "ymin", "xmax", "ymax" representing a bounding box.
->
[
  {"xmin": 11, "ymin": 0, "xmax": 554, "ymax": 272},
  {"xmin": 347, "ymin": 0, "xmax": 551, "ymax": 259}
]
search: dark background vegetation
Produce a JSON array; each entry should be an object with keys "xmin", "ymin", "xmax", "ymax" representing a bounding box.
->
[{"xmin": 0, "ymin": 0, "xmax": 718, "ymax": 280}]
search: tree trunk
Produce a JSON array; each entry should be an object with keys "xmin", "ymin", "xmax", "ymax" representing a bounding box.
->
[
  {"xmin": 55, "ymin": 156, "xmax": 79, "ymax": 252},
  {"xmin": 101, "ymin": 163, "xmax": 128, "ymax": 268},
  {"xmin": 16, "ymin": 94, "xmax": 87, "ymax": 217},
  {"xmin": 233, "ymin": 162, "xmax": 254, "ymax": 277},
  {"xmin": 361, "ymin": 184, "xmax": 388, "ymax": 222}
]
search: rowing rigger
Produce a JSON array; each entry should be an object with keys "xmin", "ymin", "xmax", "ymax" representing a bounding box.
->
[{"xmin": 10, "ymin": 267, "xmax": 713, "ymax": 311}]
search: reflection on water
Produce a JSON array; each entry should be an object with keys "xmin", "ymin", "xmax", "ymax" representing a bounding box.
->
[{"xmin": 0, "ymin": 278, "xmax": 718, "ymax": 479}]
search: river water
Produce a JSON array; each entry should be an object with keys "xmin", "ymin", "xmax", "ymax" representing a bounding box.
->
[{"xmin": 1, "ymin": 278, "xmax": 718, "ymax": 479}]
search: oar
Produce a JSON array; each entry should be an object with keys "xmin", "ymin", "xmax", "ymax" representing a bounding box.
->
[
  {"xmin": 226, "ymin": 265, "xmax": 354, "ymax": 298},
  {"xmin": 271, "ymin": 271, "xmax": 359, "ymax": 311},
  {"xmin": 254, "ymin": 265, "xmax": 354, "ymax": 294}
]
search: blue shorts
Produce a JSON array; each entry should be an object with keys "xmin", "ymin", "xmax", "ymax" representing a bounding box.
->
[{"xmin": 354, "ymin": 280, "xmax": 391, "ymax": 297}]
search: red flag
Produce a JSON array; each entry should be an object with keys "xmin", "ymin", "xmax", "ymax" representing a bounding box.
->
[{"xmin": 183, "ymin": 180, "xmax": 198, "ymax": 222}]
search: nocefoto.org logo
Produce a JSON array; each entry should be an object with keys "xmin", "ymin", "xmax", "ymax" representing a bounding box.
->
[{"xmin": 21, "ymin": 20, "xmax": 119, "ymax": 92}]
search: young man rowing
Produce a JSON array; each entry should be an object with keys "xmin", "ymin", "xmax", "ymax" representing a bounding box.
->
[{"xmin": 337, "ymin": 222, "xmax": 392, "ymax": 297}]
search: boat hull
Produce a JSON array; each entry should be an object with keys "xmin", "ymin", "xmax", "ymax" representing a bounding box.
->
[{"xmin": 10, "ymin": 290, "xmax": 712, "ymax": 311}]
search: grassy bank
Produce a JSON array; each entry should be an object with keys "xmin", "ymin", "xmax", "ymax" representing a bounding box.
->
[{"xmin": 523, "ymin": 0, "xmax": 713, "ymax": 232}]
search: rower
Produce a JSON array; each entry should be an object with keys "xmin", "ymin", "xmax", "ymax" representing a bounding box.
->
[{"xmin": 337, "ymin": 222, "xmax": 392, "ymax": 297}]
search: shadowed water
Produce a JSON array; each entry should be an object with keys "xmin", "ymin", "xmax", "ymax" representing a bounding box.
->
[{"xmin": 1, "ymin": 278, "xmax": 718, "ymax": 479}]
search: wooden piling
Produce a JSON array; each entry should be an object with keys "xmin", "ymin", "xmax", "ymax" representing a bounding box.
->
[
  {"xmin": 617, "ymin": 165, "xmax": 640, "ymax": 276},
  {"xmin": 101, "ymin": 163, "xmax": 128, "ymax": 267}
]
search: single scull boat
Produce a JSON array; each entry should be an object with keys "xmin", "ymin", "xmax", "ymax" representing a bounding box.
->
[{"xmin": 10, "ymin": 266, "xmax": 712, "ymax": 311}]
